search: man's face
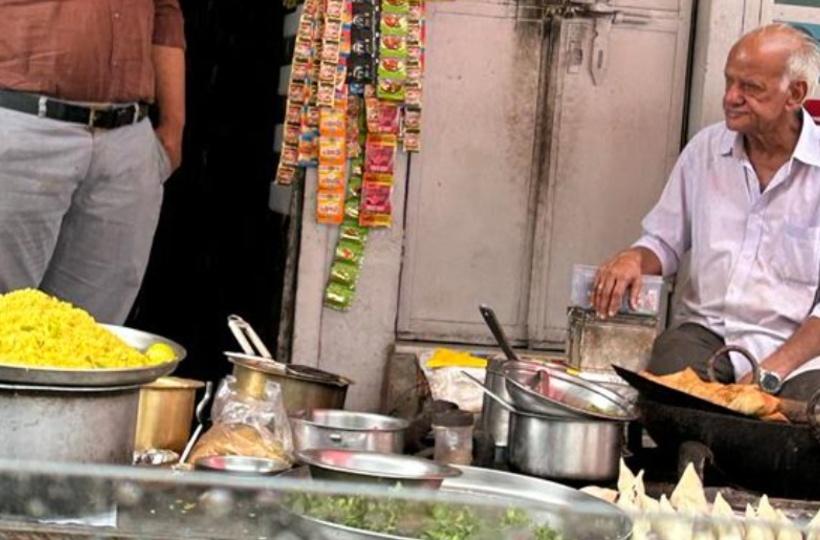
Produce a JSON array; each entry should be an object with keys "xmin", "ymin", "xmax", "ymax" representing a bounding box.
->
[{"xmin": 723, "ymin": 39, "xmax": 798, "ymax": 135}]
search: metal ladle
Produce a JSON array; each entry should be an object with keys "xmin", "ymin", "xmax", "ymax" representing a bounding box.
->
[
  {"xmin": 478, "ymin": 304, "xmax": 521, "ymax": 364},
  {"xmin": 179, "ymin": 381, "xmax": 214, "ymax": 465}
]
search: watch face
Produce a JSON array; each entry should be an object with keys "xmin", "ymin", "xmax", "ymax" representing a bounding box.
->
[{"xmin": 760, "ymin": 372, "xmax": 780, "ymax": 393}]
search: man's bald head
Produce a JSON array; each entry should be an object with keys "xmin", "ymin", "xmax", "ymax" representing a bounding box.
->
[
  {"xmin": 731, "ymin": 24, "xmax": 820, "ymax": 97},
  {"xmin": 723, "ymin": 24, "xmax": 819, "ymax": 135}
]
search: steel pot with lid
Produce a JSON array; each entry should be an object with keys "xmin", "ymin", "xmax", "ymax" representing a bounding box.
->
[
  {"xmin": 227, "ymin": 352, "xmax": 352, "ymax": 413},
  {"xmin": 225, "ymin": 315, "xmax": 352, "ymax": 413}
]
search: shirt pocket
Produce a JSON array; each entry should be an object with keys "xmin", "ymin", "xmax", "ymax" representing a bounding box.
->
[{"xmin": 772, "ymin": 222, "xmax": 820, "ymax": 286}]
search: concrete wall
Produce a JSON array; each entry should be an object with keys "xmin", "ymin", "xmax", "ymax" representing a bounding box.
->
[{"xmin": 291, "ymin": 156, "xmax": 408, "ymax": 411}]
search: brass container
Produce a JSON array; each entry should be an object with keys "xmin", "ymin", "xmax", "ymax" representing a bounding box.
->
[
  {"xmin": 228, "ymin": 354, "xmax": 350, "ymax": 414},
  {"xmin": 135, "ymin": 377, "xmax": 205, "ymax": 453}
]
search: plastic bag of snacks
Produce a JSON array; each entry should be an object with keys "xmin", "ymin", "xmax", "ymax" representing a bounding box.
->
[{"xmin": 189, "ymin": 376, "xmax": 294, "ymax": 464}]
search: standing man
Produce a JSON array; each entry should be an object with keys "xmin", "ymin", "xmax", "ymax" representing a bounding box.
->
[
  {"xmin": 0, "ymin": 1, "xmax": 185, "ymax": 323},
  {"xmin": 593, "ymin": 24, "xmax": 820, "ymax": 399}
]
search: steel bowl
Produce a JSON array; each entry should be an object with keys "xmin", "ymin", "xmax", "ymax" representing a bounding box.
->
[
  {"xmin": 194, "ymin": 455, "xmax": 290, "ymax": 475},
  {"xmin": 291, "ymin": 410, "xmax": 408, "ymax": 453},
  {"xmin": 296, "ymin": 449, "xmax": 461, "ymax": 489},
  {"xmin": 504, "ymin": 364, "xmax": 637, "ymax": 421}
]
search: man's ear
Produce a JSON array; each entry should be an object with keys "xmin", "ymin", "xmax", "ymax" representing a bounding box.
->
[{"xmin": 787, "ymin": 79, "xmax": 810, "ymax": 111}]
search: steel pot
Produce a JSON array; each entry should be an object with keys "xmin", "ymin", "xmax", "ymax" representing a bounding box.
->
[
  {"xmin": 481, "ymin": 357, "xmax": 567, "ymax": 449},
  {"xmin": 228, "ymin": 353, "xmax": 351, "ymax": 413},
  {"xmin": 508, "ymin": 410, "xmax": 623, "ymax": 482},
  {"xmin": 135, "ymin": 376, "xmax": 205, "ymax": 453},
  {"xmin": 0, "ymin": 383, "xmax": 140, "ymax": 464},
  {"xmin": 291, "ymin": 409, "xmax": 408, "ymax": 453}
]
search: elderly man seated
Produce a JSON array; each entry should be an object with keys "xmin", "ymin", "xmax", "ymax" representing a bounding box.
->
[{"xmin": 593, "ymin": 24, "xmax": 820, "ymax": 399}]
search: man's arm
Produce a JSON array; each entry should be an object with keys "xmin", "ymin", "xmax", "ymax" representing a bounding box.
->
[
  {"xmin": 153, "ymin": 44, "xmax": 185, "ymax": 170},
  {"xmin": 592, "ymin": 145, "xmax": 694, "ymax": 318},
  {"xmin": 741, "ymin": 317, "xmax": 820, "ymax": 383}
]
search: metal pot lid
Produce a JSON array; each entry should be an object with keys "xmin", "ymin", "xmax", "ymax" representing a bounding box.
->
[
  {"xmin": 505, "ymin": 365, "xmax": 637, "ymax": 421},
  {"xmin": 226, "ymin": 352, "xmax": 353, "ymax": 387}
]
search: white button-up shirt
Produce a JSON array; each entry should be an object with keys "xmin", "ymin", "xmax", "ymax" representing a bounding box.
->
[{"xmin": 635, "ymin": 109, "xmax": 820, "ymax": 380}]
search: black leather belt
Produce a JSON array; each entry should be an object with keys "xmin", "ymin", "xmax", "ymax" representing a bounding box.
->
[{"xmin": 0, "ymin": 89, "xmax": 149, "ymax": 129}]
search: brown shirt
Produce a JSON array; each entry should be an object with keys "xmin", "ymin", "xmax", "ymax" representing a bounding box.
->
[{"xmin": 0, "ymin": 0, "xmax": 185, "ymax": 104}]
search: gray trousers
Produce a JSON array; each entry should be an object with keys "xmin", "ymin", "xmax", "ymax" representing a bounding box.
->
[
  {"xmin": 649, "ymin": 323, "xmax": 820, "ymax": 401},
  {"xmin": 0, "ymin": 106, "xmax": 171, "ymax": 324}
]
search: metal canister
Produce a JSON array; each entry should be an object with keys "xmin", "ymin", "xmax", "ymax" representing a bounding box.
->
[
  {"xmin": 0, "ymin": 383, "xmax": 140, "ymax": 464},
  {"xmin": 135, "ymin": 377, "xmax": 205, "ymax": 453}
]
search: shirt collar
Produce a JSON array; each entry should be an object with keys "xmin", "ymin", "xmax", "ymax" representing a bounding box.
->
[{"xmin": 720, "ymin": 108, "xmax": 820, "ymax": 167}]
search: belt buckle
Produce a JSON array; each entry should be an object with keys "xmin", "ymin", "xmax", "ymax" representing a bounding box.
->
[
  {"xmin": 132, "ymin": 103, "xmax": 140, "ymax": 125},
  {"xmin": 87, "ymin": 108, "xmax": 98, "ymax": 128}
]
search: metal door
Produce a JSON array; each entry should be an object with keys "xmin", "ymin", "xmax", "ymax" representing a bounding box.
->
[
  {"xmin": 397, "ymin": 0, "xmax": 546, "ymax": 345},
  {"xmin": 398, "ymin": 0, "xmax": 694, "ymax": 347},
  {"xmin": 530, "ymin": 0, "xmax": 694, "ymax": 347}
]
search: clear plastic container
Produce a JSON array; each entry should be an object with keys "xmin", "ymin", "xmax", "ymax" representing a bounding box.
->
[
  {"xmin": 569, "ymin": 263, "xmax": 667, "ymax": 316},
  {"xmin": 432, "ymin": 410, "xmax": 474, "ymax": 465}
]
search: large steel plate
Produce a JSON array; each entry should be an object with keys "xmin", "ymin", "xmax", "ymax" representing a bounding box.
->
[
  {"xmin": 0, "ymin": 325, "xmax": 184, "ymax": 387},
  {"xmin": 280, "ymin": 465, "xmax": 633, "ymax": 540}
]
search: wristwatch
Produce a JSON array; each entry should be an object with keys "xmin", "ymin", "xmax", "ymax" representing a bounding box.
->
[{"xmin": 759, "ymin": 370, "xmax": 783, "ymax": 395}]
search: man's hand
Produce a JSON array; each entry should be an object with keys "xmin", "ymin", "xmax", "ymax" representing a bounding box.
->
[
  {"xmin": 592, "ymin": 246, "xmax": 663, "ymax": 319},
  {"xmin": 592, "ymin": 249, "xmax": 643, "ymax": 318},
  {"xmin": 152, "ymin": 44, "xmax": 185, "ymax": 173},
  {"xmin": 155, "ymin": 123, "xmax": 183, "ymax": 171}
]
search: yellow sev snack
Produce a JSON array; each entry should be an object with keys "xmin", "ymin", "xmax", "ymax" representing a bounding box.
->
[{"xmin": 0, "ymin": 289, "xmax": 162, "ymax": 369}]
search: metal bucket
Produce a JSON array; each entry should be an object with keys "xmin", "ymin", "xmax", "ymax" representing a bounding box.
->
[{"xmin": 0, "ymin": 383, "xmax": 140, "ymax": 464}]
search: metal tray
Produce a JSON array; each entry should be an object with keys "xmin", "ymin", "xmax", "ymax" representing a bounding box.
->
[
  {"xmin": 0, "ymin": 325, "xmax": 184, "ymax": 387},
  {"xmin": 281, "ymin": 465, "xmax": 633, "ymax": 540}
]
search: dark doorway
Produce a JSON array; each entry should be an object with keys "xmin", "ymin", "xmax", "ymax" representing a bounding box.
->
[{"xmin": 127, "ymin": 0, "xmax": 288, "ymax": 386}]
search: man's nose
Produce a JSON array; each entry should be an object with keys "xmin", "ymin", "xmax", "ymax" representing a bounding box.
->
[{"xmin": 724, "ymin": 84, "xmax": 743, "ymax": 106}]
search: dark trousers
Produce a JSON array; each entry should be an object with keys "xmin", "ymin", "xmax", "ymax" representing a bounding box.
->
[{"xmin": 648, "ymin": 323, "xmax": 820, "ymax": 401}]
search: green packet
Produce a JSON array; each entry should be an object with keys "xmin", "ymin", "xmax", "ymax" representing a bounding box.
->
[
  {"xmin": 329, "ymin": 260, "xmax": 360, "ymax": 288},
  {"xmin": 344, "ymin": 198, "xmax": 360, "ymax": 220},
  {"xmin": 381, "ymin": 0, "xmax": 409, "ymax": 15},
  {"xmin": 380, "ymin": 13, "xmax": 408, "ymax": 36},
  {"xmin": 324, "ymin": 282, "xmax": 355, "ymax": 311},
  {"xmin": 335, "ymin": 239, "xmax": 365, "ymax": 266},
  {"xmin": 340, "ymin": 218, "xmax": 368, "ymax": 243}
]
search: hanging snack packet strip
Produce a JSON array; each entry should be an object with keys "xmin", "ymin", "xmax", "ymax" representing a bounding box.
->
[
  {"xmin": 316, "ymin": 106, "xmax": 348, "ymax": 224},
  {"xmin": 377, "ymin": 0, "xmax": 409, "ymax": 102},
  {"xmin": 276, "ymin": 0, "xmax": 322, "ymax": 184},
  {"xmin": 324, "ymin": 154, "xmax": 370, "ymax": 310},
  {"xmin": 348, "ymin": 0, "xmax": 377, "ymax": 93},
  {"xmin": 403, "ymin": 0, "xmax": 424, "ymax": 152}
]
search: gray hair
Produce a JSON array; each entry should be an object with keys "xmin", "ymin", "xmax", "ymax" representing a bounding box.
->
[{"xmin": 777, "ymin": 23, "xmax": 820, "ymax": 98}]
